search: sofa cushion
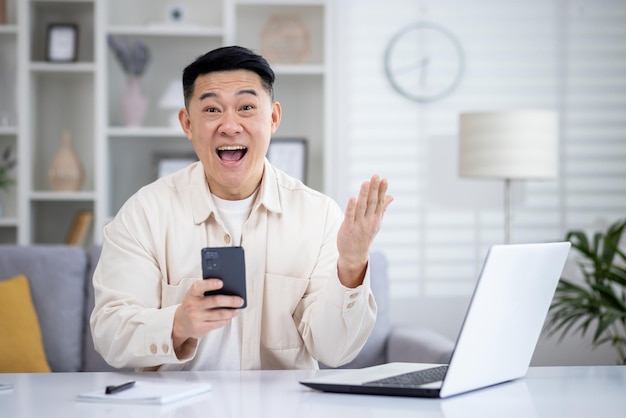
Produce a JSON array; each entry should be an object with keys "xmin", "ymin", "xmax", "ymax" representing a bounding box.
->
[
  {"xmin": 0, "ymin": 245, "xmax": 87, "ymax": 372},
  {"xmin": 82, "ymin": 244, "xmax": 119, "ymax": 372},
  {"xmin": 0, "ymin": 275, "xmax": 51, "ymax": 372}
]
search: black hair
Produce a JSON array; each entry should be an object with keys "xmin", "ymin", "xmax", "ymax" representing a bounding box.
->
[{"xmin": 182, "ymin": 45, "xmax": 275, "ymax": 108}]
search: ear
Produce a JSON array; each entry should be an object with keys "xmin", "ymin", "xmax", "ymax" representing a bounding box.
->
[
  {"xmin": 270, "ymin": 101, "xmax": 282, "ymax": 134},
  {"xmin": 179, "ymin": 108, "xmax": 192, "ymax": 141}
]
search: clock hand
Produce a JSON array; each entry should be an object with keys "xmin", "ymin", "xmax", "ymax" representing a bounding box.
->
[
  {"xmin": 419, "ymin": 57, "xmax": 430, "ymax": 89},
  {"xmin": 393, "ymin": 56, "xmax": 429, "ymax": 74}
]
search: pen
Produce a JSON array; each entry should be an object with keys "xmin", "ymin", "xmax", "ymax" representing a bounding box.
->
[{"xmin": 105, "ymin": 381, "xmax": 136, "ymax": 395}]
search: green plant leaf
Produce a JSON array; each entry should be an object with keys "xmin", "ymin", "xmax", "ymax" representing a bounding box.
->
[
  {"xmin": 567, "ymin": 231, "xmax": 592, "ymax": 258},
  {"xmin": 607, "ymin": 267, "xmax": 626, "ymax": 287},
  {"xmin": 591, "ymin": 283, "xmax": 625, "ymax": 311},
  {"xmin": 547, "ymin": 217, "xmax": 626, "ymax": 365},
  {"xmin": 593, "ymin": 313, "xmax": 623, "ymax": 344}
]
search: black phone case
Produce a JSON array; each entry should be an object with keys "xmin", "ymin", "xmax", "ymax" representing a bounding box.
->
[{"xmin": 201, "ymin": 246, "xmax": 247, "ymax": 308}]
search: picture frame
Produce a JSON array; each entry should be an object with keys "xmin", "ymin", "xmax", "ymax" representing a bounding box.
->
[
  {"xmin": 267, "ymin": 138, "xmax": 308, "ymax": 183},
  {"xmin": 46, "ymin": 23, "xmax": 78, "ymax": 62},
  {"xmin": 154, "ymin": 152, "xmax": 198, "ymax": 179}
]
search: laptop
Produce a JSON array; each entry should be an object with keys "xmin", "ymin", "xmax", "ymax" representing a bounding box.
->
[{"xmin": 300, "ymin": 241, "xmax": 571, "ymax": 398}]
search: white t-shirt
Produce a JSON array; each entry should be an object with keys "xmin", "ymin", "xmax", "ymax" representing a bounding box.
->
[
  {"xmin": 212, "ymin": 192, "xmax": 257, "ymax": 247},
  {"xmin": 198, "ymin": 192, "xmax": 257, "ymax": 370}
]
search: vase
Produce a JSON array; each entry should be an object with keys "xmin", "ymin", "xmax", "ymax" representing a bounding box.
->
[
  {"xmin": 48, "ymin": 130, "xmax": 84, "ymax": 192},
  {"xmin": 121, "ymin": 76, "xmax": 148, "ymax": 127}
]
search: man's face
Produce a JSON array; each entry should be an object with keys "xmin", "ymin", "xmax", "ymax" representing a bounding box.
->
[{"xmin": 179, "ymin": 69, "xmax": 281, "ymax": 200}]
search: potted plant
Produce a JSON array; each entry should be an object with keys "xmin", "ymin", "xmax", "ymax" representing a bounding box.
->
[
  {"xmin": 107, "ymin": 35, "xmax": 150, "ymax": 77},
  {"xmin": 0, "ymin": 145, "xmax": 16, "ymax": 217},
  {"xmin": 107, "ymin": 35, "xmax": 151, "ymax": 127},
  {"xmin": 0, "ymin": 145, "xmax": 16, "ymax": 192},
  {"xmin": 546, "ymin": 218, "xmax": 626, "ymax": 364}
]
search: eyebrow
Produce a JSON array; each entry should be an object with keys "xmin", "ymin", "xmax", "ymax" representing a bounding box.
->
[{"xmin": 198, "ymin": 88, "xmax": 259, "ymax": 102}]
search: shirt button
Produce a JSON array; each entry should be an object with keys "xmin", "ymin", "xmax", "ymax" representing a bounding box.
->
[
  {"xmin": 349, "ymin": 293, "xmax": 359, "ymax": 299},
  {"xmin": 150, "ymin": 344, "xmax": 157, "ymax": 354},
  {"xmin": 162, "ymin": 344, "xmax": 170, "ymax": 354},
  {"xmin": 224, "ymin": 234, "xmax": 231, "ymax": 244},
  {"xmin": 347, "ymin": 302, "xmax": 355, "ymax": 309}
]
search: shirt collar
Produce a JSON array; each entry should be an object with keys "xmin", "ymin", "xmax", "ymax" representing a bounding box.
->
[{"xmin": 191, "ymin": 159, "xmax": 282, "ymax": 225}]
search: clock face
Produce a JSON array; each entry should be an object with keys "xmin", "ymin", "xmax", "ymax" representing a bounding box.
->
[{"xmin": 384, "ymin": 21, "xmax": 465, "ymax": 103}]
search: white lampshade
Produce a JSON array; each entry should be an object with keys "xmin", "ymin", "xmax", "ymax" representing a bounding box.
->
[
  {"xmin": 458, "ymin": 111, "xmax": 559, "ymax": 180},
  {"xmin": 159, "ymin": 79, "xmax": 185, "ymax": 128},
  {"xmin": 159, "ymin": 79, "xmax": 184, "ymax": 110}
]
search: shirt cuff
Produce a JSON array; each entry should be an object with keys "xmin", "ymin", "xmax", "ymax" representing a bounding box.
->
[
  {"xmin": 144, "ymin": 304, "xmax": 198, "ymax": 363},
  {"xmin": 326, "ymin": 261, "xmax": 372, "ymax": 312}
]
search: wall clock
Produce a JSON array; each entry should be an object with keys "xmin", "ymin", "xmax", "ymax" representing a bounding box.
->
[{"xmin": 384, "ymin": 21, "xmax": 465, "ymax": 103}]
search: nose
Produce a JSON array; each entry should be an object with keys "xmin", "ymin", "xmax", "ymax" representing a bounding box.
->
[{"xmin": 219, "ymin": 109, "xmax": 242, "ymax": 136}]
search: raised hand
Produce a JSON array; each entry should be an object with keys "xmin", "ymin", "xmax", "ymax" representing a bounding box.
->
[{"xmin": 337, "ymin": 175, "xmax": 393, "ymax": 288}]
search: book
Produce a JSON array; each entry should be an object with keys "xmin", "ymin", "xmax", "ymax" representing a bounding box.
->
[
  {"xmin": 76, "ymin": 380, "xmax": 211, "ymax": 405},
  {"xmin": 65, "ymin": 210, "xmax": 93, "ymax": 246}
]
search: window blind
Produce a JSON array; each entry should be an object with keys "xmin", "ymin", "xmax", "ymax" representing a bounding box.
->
[{"xmin": 333, "ymin": 0, "xmax": 626, "ymax": 298}]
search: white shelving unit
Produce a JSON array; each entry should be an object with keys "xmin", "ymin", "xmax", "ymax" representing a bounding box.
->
[
  {"xmin": 14, "ymin": 0, "xmax": 97, "ymax": 245},
  {"xmin": 1, "ymin": 0, "xmax": 331, "ymax": 245},
  {"xmin": 0, "ymin": 0, "xmax": 19, "ymax": 243}
]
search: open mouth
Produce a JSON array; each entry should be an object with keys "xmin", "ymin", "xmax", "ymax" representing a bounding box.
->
[{"xmin": 217, "ymin": 145, "xmax": 247, "ymax": 162}]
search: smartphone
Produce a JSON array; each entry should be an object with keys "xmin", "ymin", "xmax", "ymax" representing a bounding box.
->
[{"xmin": 201, "ymin": 246, "xmax": 247, "ymax": 308}]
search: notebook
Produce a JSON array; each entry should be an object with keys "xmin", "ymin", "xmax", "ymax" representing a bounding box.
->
[
  {"xmin": 77, "ymin": 380, "xmax": 211, "ymax": 405},
  {"xmin": 300, "ymin": 241, "xmax": 571, "ymax": 398}
]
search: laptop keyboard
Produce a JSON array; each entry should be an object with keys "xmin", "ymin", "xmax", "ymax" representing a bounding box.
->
[{"xmin": 364, "ymin": 365, "xmax": 448, "ymax": 388}]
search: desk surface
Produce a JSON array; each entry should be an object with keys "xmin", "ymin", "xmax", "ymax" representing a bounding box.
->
[{"xmin": 1, "ymin": 366, "xmax": 625, "ymax": 417}]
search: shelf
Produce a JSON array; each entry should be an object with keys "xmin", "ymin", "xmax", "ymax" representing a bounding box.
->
[
  {"xmin": 107, "ymin": 24, "xmax": 223, "ymax": 38},
  {"xmin": 29, "ymin": 191, "xmax": 96, "ymax": 201},
  {"xmin": 30, "ymin": 62, "xmax": 96, "ymax": 73},
  {"xmin": 0, "ymin": 218, "xmax": 18, "ymax": 227},
  {"xmin": 0, "ymin": 127, "xmax": 18, "ymax": 135},
  {"xmin": 236, "ymin": 0, "xmax": 327, "ymax": 5},
  {"xmin": 108, "ymin": 127, "xmax": 186, "ymax": 138},
  {"xmin": 30, "ymin": 0, "xmax": 94, "ymax": 3},
  {"xmin": 0, "ymin": 25, "xmax": 18, "ymax": 35}
]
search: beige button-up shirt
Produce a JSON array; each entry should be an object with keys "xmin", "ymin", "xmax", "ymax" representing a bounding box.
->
[{"xmin": 90, "ymin": 160, "xmax": 377, "ymax": 370}]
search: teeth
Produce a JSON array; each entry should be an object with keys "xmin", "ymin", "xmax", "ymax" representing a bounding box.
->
[{"xmin": 218, "ymin": 146, "xmax": 247, "ymax": 151}]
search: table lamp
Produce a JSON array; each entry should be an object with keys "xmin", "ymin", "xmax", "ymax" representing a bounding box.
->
[
  {"xmin": 458, "ymin": 111, "xmax": 559, "ymax": 243},
  {"xmin": 158, "ymin": 79, "xmax": 184, "ymax": 128}
]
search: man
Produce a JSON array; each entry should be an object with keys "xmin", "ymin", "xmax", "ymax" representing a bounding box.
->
[{"xmin": 91, "ymin": 46, "xmax": 393, "ymax": 371}]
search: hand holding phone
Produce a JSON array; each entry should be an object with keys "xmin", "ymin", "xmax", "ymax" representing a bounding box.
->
[{"xmin": 201, "ymin": 246, "xmax": 247, "ymax": 308}]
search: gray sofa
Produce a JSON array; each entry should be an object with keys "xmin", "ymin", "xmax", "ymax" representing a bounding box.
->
[
  {"xmin": 323, "ymin": 252, "xmax": 454, "ymax": 368},
  {"xmin": 0, "ymin": 245, "xmax": 453, "ymax": 372},
  {"xmin": 0, "ymin": 245, "xmax": 112, "ymax": 372}
]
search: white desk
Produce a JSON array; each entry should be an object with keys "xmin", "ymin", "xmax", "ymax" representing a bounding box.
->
[{"xmin": 1, "ymin": 366, "xmax": 624, "ymax": 417}]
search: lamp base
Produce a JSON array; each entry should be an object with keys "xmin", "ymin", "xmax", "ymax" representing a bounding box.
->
[
  {"xmin": 504, "ymin": 178, "xmax": 512, "ymax": 244},
  {"xmin": 167, "ymin": 111, "xmax": 182, "ymax": 130}
]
